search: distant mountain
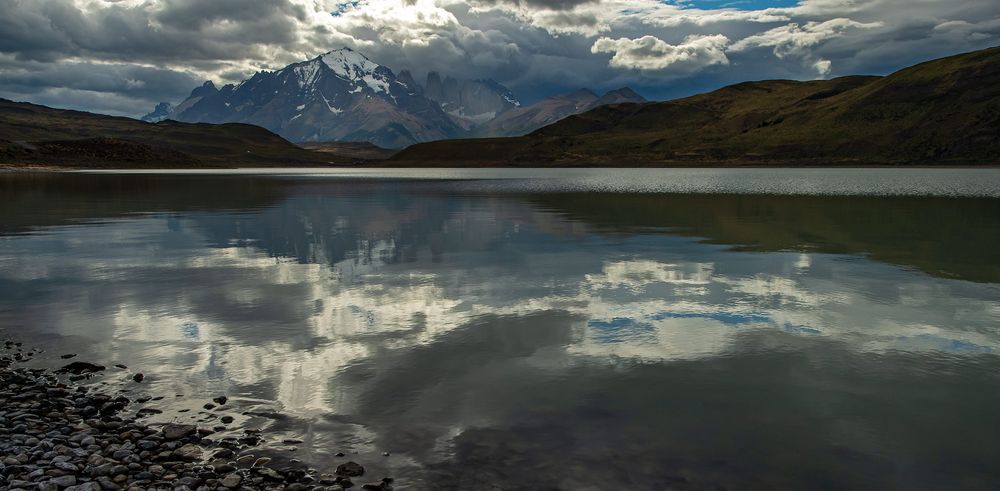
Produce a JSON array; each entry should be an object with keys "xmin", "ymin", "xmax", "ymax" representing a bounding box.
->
[
  {"xmin": 423, "ymin": 72, "xmax": 520, "ymax": 124},
  {"xmin": 0, "ymin": 99, "xmax": 341, "ymax": 168},
  {"xmin": 147, "ymin": 48, "xmax": 642, "ymax": 147},
  {"xmin": 477, "ymin": 87, "xmax": 645, "ymax": 137},
  {"xmin": 141, "ymin": 102, "xmax": 173, "ymax": 123},
  {"xmin": 392, "ymin": 46, "xmax": 1000, "ymax": 166},
  {"xmin": 160, "ymin": 48, "xmax": 463, "ymax": 148}
]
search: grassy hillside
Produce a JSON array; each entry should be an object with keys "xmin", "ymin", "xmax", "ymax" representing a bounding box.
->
[
  {"xmin": 392, "ymin": 46, "xmax": 1000, "ymax": 166},
  {"xmin": 0, "ymin": 99, "xmax": 338, "ymax": 168}
]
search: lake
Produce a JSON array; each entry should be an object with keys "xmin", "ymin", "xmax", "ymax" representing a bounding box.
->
[{"xmin": 2, "ymin": 168, "xmax": 1000, "ymax": 489}]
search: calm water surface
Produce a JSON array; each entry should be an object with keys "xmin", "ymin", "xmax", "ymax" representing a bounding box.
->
[{"xmin": 2, "ymin": 169, "xmax": 1000, "ymax": 489}]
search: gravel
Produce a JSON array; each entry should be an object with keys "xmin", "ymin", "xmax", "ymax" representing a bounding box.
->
[{"xmin": 0, "ymin": 339, "xmax": 393, "ymax": 491}]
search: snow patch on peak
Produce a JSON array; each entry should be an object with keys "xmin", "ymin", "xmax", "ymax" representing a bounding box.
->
[
  {"xmin": 320, "ymin": 93, "xmax": 343, "ymax": 114},
  {"xmin": 319, "ymin": 48, "xmax": 390, "ymax": 94},
  {"xmin": 319, "ymin": 48, "xmax": 377, "ymax": 73},
  {"xmin": 294, "ymin": 60, "xmax": 322, "ymax": 90}
]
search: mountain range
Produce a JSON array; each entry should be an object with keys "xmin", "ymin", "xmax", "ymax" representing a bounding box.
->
[
  {"xmin": 393, "ymin": 45, "xmax": 1000, "ymax": 166},
  {"xmin": 143, "ymin": 48, "xmax": 644, "ymax": 148},
  {"xmin": 4, "ymin": 46, "xmax": 997, "ymax": 168}
]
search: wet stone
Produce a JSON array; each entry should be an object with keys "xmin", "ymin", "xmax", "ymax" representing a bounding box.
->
[
  {"xmin": 162, "ymin": 423, "xmax": 197, "ymax": 441},
  {"xmin": 336, "ymin": 461, "xmax": 365, "ymax": 477},
  {"xmin": 0, "ymin": 340, "xmax": 383, "ymax": 490},
  {"xmin": 57, "ymin": 362, "xmax": 105, "ymax": 374}
]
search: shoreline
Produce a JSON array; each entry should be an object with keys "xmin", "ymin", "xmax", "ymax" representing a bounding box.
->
[
  {"xmin": 3, "ymin": 163, "xmax": 1000, "ymax": 172},
  {"xmin": 0, "ymin": 339, "xmax": 390, "ymax": 491}
]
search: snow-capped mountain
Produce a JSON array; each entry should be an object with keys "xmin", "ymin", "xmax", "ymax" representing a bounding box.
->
[
  {"xmin": 146, "ymin": 48, "xmax": 642, "ymax": 147},
  {"xmin": 158, "ymin": 48, "xmax": 462, "ymax": 148}
]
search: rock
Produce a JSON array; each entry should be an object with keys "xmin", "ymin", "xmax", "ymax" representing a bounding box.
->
[
  {"xmin": 57, "ymin": 362, "xmax": 105, "ymax": 374},
  {"xmin": 49, "ymin": 475, "xmax": 78, "ymax": 487},
  {"xmin": 114, "ymin": 364, "xmax": 127, "ymax": 369},
  {"xmin": 173, "ymin": 444, "xmax": 203, "ymax": 461},
  {"xmin": 255, "ymin": 467, "xmax": 283, "ymax": 480},
  {"xmin": 137, "ymin": 439, "xmax": 159, "ymax": 450},
  {"xmin": 220, "ymin": 473, "xmax": 242, "ymax": 488},
  {"xmin": 64, "ymin": 483, "xmax": 101, "ymax": 491},
  {"xmin": 336, "ymin": 461, "xmax": 365, "ymax": 477},
  {"xmin": 96, "ymin": 478, "xmax": 120, "ymax": 490},
  {"xmin": 132, "ymin": 373, "xmax": 144, "ymax": 382},
  {"xmin": 0, "ymin": 341, "xmax": 384, "ymax": 491},
  {"xmin": 162, "ymin": 423, "xmax": 197, "ymax": 440},
  {"xmin": 212, "ymin": 396, "xmax": 228, "ymax": 405},
  {"xmin": 61, "ymin": 354, "xmax": 77, "ymax": 359},
  {"xmin": 212, "ymin": 449, "xmax": 234, "ymax": 459}
]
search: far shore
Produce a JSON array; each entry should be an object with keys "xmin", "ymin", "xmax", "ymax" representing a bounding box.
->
[{"xmin": 4, "ymin": 162, "xmax": 1000, "ymax": 172}]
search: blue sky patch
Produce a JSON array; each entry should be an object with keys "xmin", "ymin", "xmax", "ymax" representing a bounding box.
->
[
  {"xmin": 332, "ymin": 1, "xmax": 361, "ymax": 16},
  {"xmin": 589, "ymin": 318, "xmax": 657, "ymax": 344},
  {"xmin": 650, "ymin": 311, "xmax": 771, "ymax": 325}
]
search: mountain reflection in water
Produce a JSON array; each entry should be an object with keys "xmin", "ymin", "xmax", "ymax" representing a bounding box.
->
[{"xmin": 1, "ymin": 170, "xmax": 999, "ymax": 489}]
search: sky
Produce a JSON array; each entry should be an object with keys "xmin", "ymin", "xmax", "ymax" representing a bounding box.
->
[{"xmin": 1, "ymin": 0, "xmax": 998, "ymax": 117}]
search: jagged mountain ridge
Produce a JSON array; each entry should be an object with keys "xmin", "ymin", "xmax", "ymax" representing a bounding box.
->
[
  {"xmin": 476, "ymin": 87, "xmax": 646, "ymax": 138},
  {"xmin": 423, "ymin": 72, "xmax": 520, "ymax": 123},
  {"xmin": 141, "ymin": 102, "xmax": 173, "ymax": 123},
  {"xmin": 149, "ymin": 48, "xmax": 644, "ymax": 147}
]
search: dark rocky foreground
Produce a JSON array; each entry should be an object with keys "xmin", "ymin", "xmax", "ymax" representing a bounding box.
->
[{"xmin": 0, "ymin": 340, "xmax": 392, "ymax": 491}]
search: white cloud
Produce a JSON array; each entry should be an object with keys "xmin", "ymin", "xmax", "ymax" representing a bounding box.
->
[
  {"xmin": 730, "ymin": 18, "xmax": 884, "ymax": 57},
  {"xmin": 812, "ymin": 58, "xmax": 832, "ymax": 76},
  {"xmin": 729, "ymin": 18, "xmax": 883, "ymax": 77},
  {"xmin": 591, "ymin": 34, "xmax": 730, "ymax": 71}
]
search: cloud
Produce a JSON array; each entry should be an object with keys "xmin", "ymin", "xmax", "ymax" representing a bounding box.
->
[
  {"xmin": 811, "ymin": 58, "xmax": 832, "ymax": 76},
  {"xmin": 591, "ymin": 34, "xmax": 730, "ymax": 71},
  {"xmin": 730, "ymin": 18, "xmax": 884, "ymax": 57},
  {"xmin": 729, "ymin": 18, "xmax": 883, "ymax": 75},
  {"xmin": 0, "ymin": 0, "xmax": 997, "ymax": 115}
]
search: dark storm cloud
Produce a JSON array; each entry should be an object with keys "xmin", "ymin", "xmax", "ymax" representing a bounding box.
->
[
  {"xmin": 0, "ymin": 0, "xmax": 312, "ymax": 64},
  {"xmin": 0, "ymin": 60, "xmax": 198, "ymax": 100}
]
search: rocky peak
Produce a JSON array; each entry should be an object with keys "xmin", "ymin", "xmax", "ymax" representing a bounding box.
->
[
  {"xmin": 189, "ymin": 81, "xmax": 218, "ymax": 99},
  {"xmin": 396, "ymin": 70, "xmax": 421, "ymax": 95},
  {"xmin": 141, "ymin": 102, "xmax": 173, "ymax": 123}
]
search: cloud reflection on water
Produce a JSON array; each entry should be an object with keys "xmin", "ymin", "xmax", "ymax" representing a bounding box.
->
[{"xmin": 1, "ymin": 176, "xmax": 1000, "ymax": 487}]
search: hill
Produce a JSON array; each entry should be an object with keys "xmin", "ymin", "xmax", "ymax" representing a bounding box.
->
[
  {"xmin": 392, "ymin": 46, "xmax": 1000, "ymax": 166},
  {"xmin": 0, "ymin": 99, "xmax": 340, "ymax": 168},
  {"xmin": 296, "ymin": 141, "xmax": 398, "ymax": 161}
]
